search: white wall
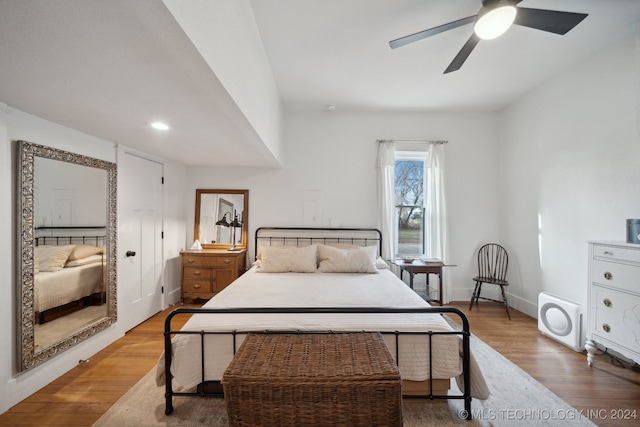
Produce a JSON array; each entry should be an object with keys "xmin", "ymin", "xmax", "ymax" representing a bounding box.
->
[
  {"xmin": 0, "ymin": 107, "xmax": 122, "ymax": 413},
  {"xmin": 187, "ymin": 110, "xmax": 501, "ymax": 301},
  {"xmin": 163, "ymin": 0, "xmax": 284, "ymax": 166},
  {"xmin": 498, "ymin": 29, "xmax": 640, "ymax": 317},
  {"xmin": 163, "ymin": 161, "xmax": 189, "ymax": 304}
]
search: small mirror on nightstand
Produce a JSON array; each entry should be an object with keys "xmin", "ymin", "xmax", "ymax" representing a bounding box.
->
[{"xmin": 194, "ymin": 189, "xmax": 248, "ymax": 250}]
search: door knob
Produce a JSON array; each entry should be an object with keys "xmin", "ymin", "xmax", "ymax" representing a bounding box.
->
[{"xmin": 126, "ymin": 250, "xmax": 136, "ymax": 257}]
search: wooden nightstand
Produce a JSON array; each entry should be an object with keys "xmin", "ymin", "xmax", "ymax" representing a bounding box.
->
[{"xmin": 180, "ymin": 249, "xmax": 246, "ymax": 301}]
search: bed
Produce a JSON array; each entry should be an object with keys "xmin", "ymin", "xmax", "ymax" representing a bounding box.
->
[
  {"xmin": 34, "ymin": 228, "xmax": 106, "ymax": 323},
  {"xmin": 159, "ymin": 227, "xmax": 489, "ymax": 419}
]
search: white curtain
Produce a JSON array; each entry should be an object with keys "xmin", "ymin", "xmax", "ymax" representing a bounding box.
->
[
  {"xmin": 424, "ymin": 143, "xmax": 450, "ymax": 302},
  {"xmin": 377, "ymin": 140, "xmax": 396, "ymax": 260}
]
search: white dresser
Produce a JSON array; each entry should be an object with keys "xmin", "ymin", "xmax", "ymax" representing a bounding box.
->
[{"xmin": 586, "ymin": 241, "xmax": 640, "ymax": 366}]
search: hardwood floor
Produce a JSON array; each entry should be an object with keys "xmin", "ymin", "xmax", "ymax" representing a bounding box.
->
[
  {"xmin": 450, "ymin": 302, "xmax": 640, "ymax": 427},
  {"xmin": 1, "ymin": 301, "xmax": 639, "ymax": 426}
]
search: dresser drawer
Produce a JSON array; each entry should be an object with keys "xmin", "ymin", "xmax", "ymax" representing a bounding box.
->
[
  {"xmin": 182, "ymin": 255, "xmax": 237, "ymax": 268},
  {"xmin": 183, "ymin": 267, "xmax": 212, "ymax": 280},
  {"xmin": 591, "ymin": 286, "xmax": 640, "ymax": 353},
  {"xmin": 592, "ymin": 244, "xmax": 640, "ymax": 264},
  {"xmin": 591, "ymin": 260, "xmax": 640, "ymax": 294},
  {"xmin": 180, "ymin": 250, "xmax": 246, "ymax": 301},
  {"xmin": 183, "ymin": 279, "xmax": 212, "ymax": 293}
]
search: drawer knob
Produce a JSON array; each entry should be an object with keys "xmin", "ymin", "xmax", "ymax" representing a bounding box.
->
[
  {"xmin": 603, "ymin": 250, "xmax": 613, "ymax": 256},
  {"xmin": 187, "ymin": 258, "xmax": 195, "ymax": 264},
  {"xmin": 194, "ymin": 270, "xmax": 201, "ymax": 276},
  {"xmin": 224, "ymin": 258, "xmax": 231, "ymax": 264},
  {"xmin": 603, "ymin": 271, "xmax": 612, "ymax": 280},
  {"xmin": 603, "ymin": 298, "xmax": 612, "ymax": 308},
  {"xmin": 602, "ymin": 323, "xmax": 611, "ymax": 333},
  {"xmin": 193, "ymin": 283, "xmax": 201, "ymax": 289}
]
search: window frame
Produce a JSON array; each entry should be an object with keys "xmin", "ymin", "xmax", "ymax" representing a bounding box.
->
[{"xmin": 394, "ymin": 150, "xmax": 431, "ymax": 257}]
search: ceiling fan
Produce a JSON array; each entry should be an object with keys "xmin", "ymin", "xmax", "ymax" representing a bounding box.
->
[{"xmin": 389, "ymin": 0, "xmax": 588, "ymax": 74}]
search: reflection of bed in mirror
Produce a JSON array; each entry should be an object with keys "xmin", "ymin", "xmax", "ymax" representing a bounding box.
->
[
  {"xmin": 18, "ymin": 140, "xmax": 117, "ymax": 371},
  {"xmin": 34, "ymin": 228, "xmax": 106, "ymax": 324}
]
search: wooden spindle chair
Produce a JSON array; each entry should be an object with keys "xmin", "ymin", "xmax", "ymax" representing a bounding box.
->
[{"xmin": 469, "ymin": 243, "xmax": 511, "ymax": 320}]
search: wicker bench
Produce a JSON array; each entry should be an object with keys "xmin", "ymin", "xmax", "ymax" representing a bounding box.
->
[{"xmin": 222, "ymin": 332, "xmax": 403, "ymax": 426}]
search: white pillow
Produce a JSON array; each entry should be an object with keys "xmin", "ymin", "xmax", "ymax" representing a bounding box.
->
[
  {"xmin": 375, "ymin": 257, "xmax": 389, "ymax": 269},
  {"xmin": 35, "ymin": 245, "xmax": 76, "ymax": 272},
  {"xmin": 257, "ymin": 245, "xmax": 318, "ymax": 273},
  {"xmin": 317, "ymin": 244, "xmax": 379, "ymax": 274},
  {"xmin": 68, "ymin": 244, "xmax": 104, "ymax": 261},
  {"xmin": 65, "ymin": 254, "xmax": 104, "ymax": 267},
  {"xmin": 326, "ymin": 243, "xmax": 388, "ymax": 269}
]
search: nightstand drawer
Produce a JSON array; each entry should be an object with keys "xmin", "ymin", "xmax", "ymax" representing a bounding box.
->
[
  {"xmin": 180, "ymin": 249, "xmax": 246, "ymax": 301},
  {"xmin": 183, "ymin": 279, "xmax": 212, "ymax": 293},
  {"xmin": 182, "ymin": 255, "xmax": 237, "ymax": 268},
  {"xmin": 183, "ymin": 267, "xmax": 212, "ymax": 280}
]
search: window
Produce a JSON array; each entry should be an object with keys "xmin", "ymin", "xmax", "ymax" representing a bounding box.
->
[
  {"xmin": 395, "ymin": 152, "xmax": 429, "ymax": 256},
  {"xmin": 377, "ymin": 140, "xmax": 446, "ymax": 263}
]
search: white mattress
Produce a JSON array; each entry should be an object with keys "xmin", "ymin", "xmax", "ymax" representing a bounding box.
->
[
  {"xmin": 158, "ymin": 267, "xmax": 489, "ymax": 399},
  {"xmin": 34, "ymin": 261, "xmax": 103, "ymax": 312}
]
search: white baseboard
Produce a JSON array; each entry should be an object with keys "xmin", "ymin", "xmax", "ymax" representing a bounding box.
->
[{"xmin": 450, "ymin": 287, "xmax": 537, "ymax": 318}]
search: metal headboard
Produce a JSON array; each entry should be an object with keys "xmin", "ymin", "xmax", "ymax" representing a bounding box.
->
[
  {"xmin": 255, "ymin": 227, "xmax": 382, "ymax": 260},
  {"xmin": 35, "ymin": 226, "xmax": 107, "ymax": 247}
]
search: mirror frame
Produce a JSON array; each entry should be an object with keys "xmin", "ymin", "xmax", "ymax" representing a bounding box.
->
[
  {"xmin": 17, "ymin": 140, "xmax": 117, "ymax": 371},
  {"xmin": 194, "ymin": 189, "xmax": 248, "ymax": 249}
]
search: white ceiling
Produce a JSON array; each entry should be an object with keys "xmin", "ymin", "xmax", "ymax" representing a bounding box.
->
[
  {"xmin": 1, "ymin": 0, "xmax": 640, "ymax": 167},
  {"xmin": 251, "ymin": 0, "xmax": 640, "ymax": 112}
]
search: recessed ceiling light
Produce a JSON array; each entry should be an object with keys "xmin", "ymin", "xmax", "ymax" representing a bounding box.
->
[{"xmin": 150, "ymin": 121, "xmax": 170, "ymax": 130}]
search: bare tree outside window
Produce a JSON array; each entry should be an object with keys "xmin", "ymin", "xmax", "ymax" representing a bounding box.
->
[{"xmin": 395, "ymin": 160, "xmax": 425, "ymax": 255}]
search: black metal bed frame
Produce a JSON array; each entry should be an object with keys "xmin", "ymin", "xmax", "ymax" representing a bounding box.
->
[
  {"xmin": 35, "ymin": 226, "xmax": 107, "ymax": 247},
  {"xmin": 255, "ymin": 226, "xmax": 383, "ymax": 260},
  {"xmin": 163, "ymin": 227, "xmax": 473, "ymax": 420}
]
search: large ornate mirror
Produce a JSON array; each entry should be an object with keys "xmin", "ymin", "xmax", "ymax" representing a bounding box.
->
[
  {"xmin": 17, "ymin": 140, "xmax": 117, "ymax": 371},
  {"xmin": 194, "ymin": 189, "xmax": 248, "ymax": 249}
]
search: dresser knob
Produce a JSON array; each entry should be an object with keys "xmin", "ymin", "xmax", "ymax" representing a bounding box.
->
[
  {"xmin": 603, "ymin": 271, "xmax": 612, "ymax": 280},
  {"xmin": 603, "ymin": 250, "xmax": 613, "ymax": 255},
  {"xmin": 602, "ymin": 324, "xmax": 611, "ymax": 333},
  {"xmin": 187, "ymin": 258, "xmax": 195, "ymax": 264},
  {"xmin": 224, "ymin": 258, "xmax": 231, "ymax": 264},
  {"xmin": 193, "ymin": 283, "xmax": 201, "ymax": 289},
  {"xmin": 194, "ymin": 270, "xmax": 201, "ymax": 276},
  {"xmin": 603, "ymin": 298, "xmax": 612, "ymax": 308}
]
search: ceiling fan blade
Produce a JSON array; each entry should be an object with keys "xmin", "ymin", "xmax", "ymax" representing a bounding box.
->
[
  {"xmin": 389, "ymin": 15, "xmax": 475, "ymax": 49},
  {"xmin": 514, "ymin": 7, "xmax": 588, "ymax": 35},
  {"xmin": 444, "ymin": 33, "xmax": 480, "ymax": 74}
]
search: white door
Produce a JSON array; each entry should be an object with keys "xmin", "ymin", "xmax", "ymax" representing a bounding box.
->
[{"xmin": 118, "ymin": 151, "xmax": 163, "ymax": 331}]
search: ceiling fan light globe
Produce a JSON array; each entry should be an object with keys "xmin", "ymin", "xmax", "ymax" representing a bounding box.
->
[{"xmin": 474, "ymin": 4, "xmax": 517, "ymax": 40}]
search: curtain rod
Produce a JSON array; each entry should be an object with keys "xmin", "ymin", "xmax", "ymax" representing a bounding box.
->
[{"xmin": 377, "ymin": 139, "xmax": 448, "ymax": 144}]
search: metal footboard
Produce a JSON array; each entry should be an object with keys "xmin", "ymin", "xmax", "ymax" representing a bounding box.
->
[{"xmin": 163, "ymin": 306, "xmax": 472, "ymax": 420}]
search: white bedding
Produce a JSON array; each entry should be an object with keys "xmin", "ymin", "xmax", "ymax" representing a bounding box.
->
[
  {"xmin": 34, "ymin": 260, "xmax": 103, "ymax": 312},
  {"xmin": 157, "ymin": 267, "xmax": 489, "ymax": 399}
]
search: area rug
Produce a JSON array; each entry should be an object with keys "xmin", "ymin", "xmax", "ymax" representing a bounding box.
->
[{"xmin": 94, "ymin": 329, "xmax": 596, "ymax": 426}]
